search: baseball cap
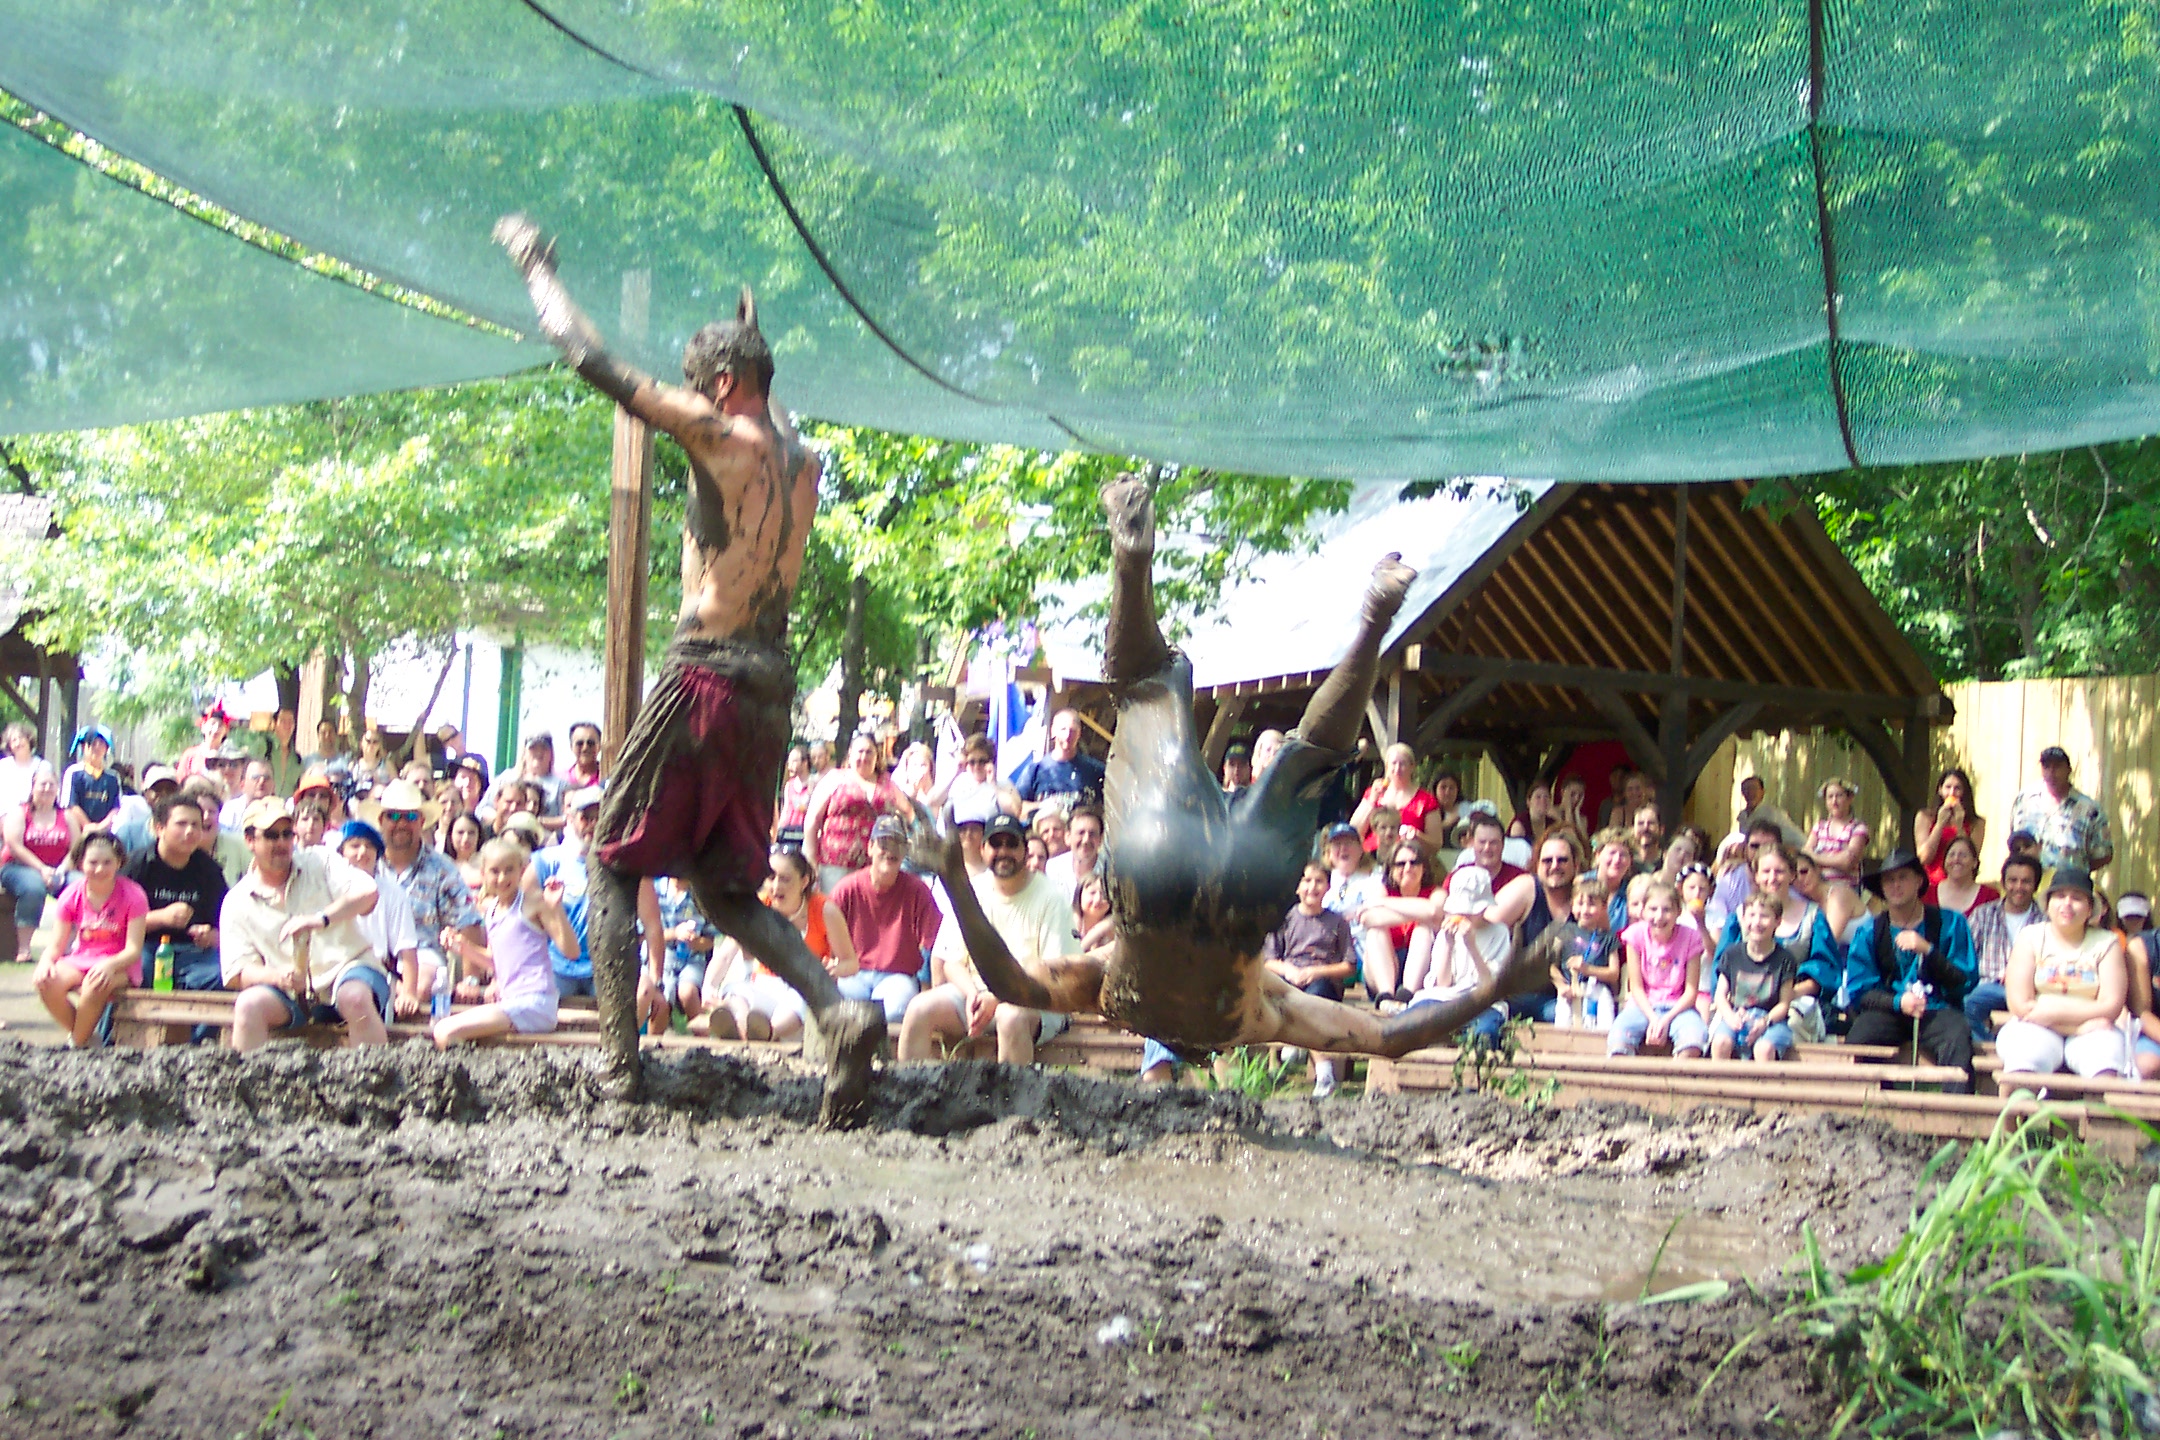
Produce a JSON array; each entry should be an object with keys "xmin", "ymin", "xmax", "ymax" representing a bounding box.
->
[
  {"xmin": 338, "ymin": 819, "xmax": 386, "ymax": 856},
  {"xmin": 1323, "ymin": 822, "xmax": 1361, "ymax": 844},
  {"xmin": 870, "ymin": 814, "xmax": 910, "ymax": 848},
  {"xmin": 984, "ymin": 813, "xmax": 1028, "ymax": 845},
  {"xmin": 2119, "ymin": 892, "xmax": 2151, "ymax": 920},
  {"xmin": 950, "ymin": 791, "xmax": 1001, "ymax": 827},
  {"xmin": 139, "ymin": 764, "xmax": 180, "ymax": 793},
  {"xmin": 1223, "ymin": 743, "xmax": 1251, "ymax": 761},
  {"xmin": 1444, "ymin": 865, "xmax": 1495, "ymax": 915},
  {"xmin": 240, "ymin": 796, "xmax": 295, "ymax": 834},
  {"xmin": 567, "ymin": 783, "xmax": 605, "ymax": 810},
  {"xmin": 2039, "ymin": 744, "xmax": 2072, "ymax": 766}
]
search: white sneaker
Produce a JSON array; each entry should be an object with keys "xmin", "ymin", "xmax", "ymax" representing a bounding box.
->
[{"xmin": 1312, "ymin": 1068, "xmax": 1338, "ymax": 1100}]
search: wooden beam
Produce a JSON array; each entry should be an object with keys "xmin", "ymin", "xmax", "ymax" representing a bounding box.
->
[
  {"xmin": 1585, "ymin": 686, "xmax": 1665, "ymax": 782},
  {"xmin": 1682, "ymin": 701, "xmax": 1765, "ymax": 789},
  {"xmin": 1202, "ymin": 696, "xmax": 1248, "ymax": 768},
  {"xmin": 1410, "ymin": 650, "xmax": 1931, "ymax": 719},
  {"xmin": 601, "ymin": 405, "xmax": 655, "ymax": 775},
  {"xmin": 1655, "ymin": 690, "xmax": 1689, "ymax": 825},
  {"xmin": 1410, "ymin": 674, "xmax": 1503, "ymax": 753},
  {"xmin": 0, "ymin": 674, "xmax": 30, "ymax": 722},
  {"xmin": 1381, "ymin": 484, "xmax": 1581, "ymax": 663},
  {"xmin": 1844, "ymin": 713, "xmax": 1924, "ymax": 819},
  {"xmin": 1899, "ymin": 712, "xmax": 1933, "ymax": 846},
  {"xmin": 1669, "ymin": 485, "xmax": 1689, "ymax": 677}
]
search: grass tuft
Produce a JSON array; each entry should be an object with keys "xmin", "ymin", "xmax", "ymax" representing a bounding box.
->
[{"xmin": 1711, "ymin": 1104, "xmax": 2160, "ymax": 1438}]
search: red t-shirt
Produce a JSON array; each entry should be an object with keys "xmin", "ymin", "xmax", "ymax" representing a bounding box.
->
[
  {"xmin": 1364, "ymin": 784, "xmax": 1443, "ymax": 852},
  {"xmin": 830, "ymin": 866, "xmax": 943, "ymax": 976},
  {"xmin": 1384, "ymin": 883, "xmax": 1437, "ymax": 956}
]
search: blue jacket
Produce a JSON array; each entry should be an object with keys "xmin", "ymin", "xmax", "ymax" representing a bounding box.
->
[
  {"xmin": 1719, "ymin": 910, "xmax": 1844, "ymax": 997},
  {"xmin": 1843, "ymin": 907, "xmax": 1977, "ymax": 1013}
]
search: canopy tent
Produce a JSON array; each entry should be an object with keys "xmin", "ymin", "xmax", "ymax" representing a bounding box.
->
[{"xmin": 4, "ymin": 2, "xmax": 2159, "ymax": 478}]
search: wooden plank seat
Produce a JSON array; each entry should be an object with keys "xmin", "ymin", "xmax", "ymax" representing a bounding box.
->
[
  {"xmin": 1972, "ymin": 1055, "xmax": 2153, "ymax": 1102},
  {"xmin": 1516, "ymin": 1022, "xmax": 1897, "ymax": 1063}
]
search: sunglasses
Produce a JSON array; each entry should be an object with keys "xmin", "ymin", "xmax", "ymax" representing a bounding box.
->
[
  {"xmin": 986, "ymin": 836, "xmax": 1025, "ymax": 851},
  {"xmin": 380, "ymin": 810, "xmax": 422, "ymax": 824},
  {"xmin": 258, "ymin": 826, "xmax": 297, "ymax": 842},
  {"xmin": 1389, "ymin": 859, "xmax": 1422, "ymax": 870}
]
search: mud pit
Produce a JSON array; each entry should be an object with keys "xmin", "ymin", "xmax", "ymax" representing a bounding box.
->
[{"xmin": 0, "ymin": 1043, "xmax": 1938, "ymax": 1438}]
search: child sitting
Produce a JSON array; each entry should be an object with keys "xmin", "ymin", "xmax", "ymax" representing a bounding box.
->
[
  {"xmin": 1708, "ymin": 892, "xmax": 1799, "ymax": 1062},
  {"xmin": 431, "ymin": 837, "xmax": 569, "ymax": 1048},
  {"xmin": 1608, "ymin": 880, "xmax": 1708, "ymax": 1057},
  {"xmin": 1528, "ymin": 873, "xmax": 1619, "ymax": 1031},
  {"xmin": 1403, "ymin": 864, "xmax": 1512, "ymax": 1045},
  {"xmin": 1263, "ymin": 861, "xmax": 1359, "ymax": 1098}
]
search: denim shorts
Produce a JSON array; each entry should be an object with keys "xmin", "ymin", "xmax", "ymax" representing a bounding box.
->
[
  {"xmin": 1709, "ymin": 1007, "xmax": 1795, "ymax": 1059},
  {"xmin": 253, "ymin": 964, "xmax": 393, "ymax": 1030},
  {"xmin": 663, "ymin": 955, "xmax": 707, "ymax": 1008}
]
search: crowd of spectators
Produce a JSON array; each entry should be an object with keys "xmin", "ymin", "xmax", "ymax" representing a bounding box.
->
[{"xmin": 4, "ymin": 697, "xmax": 2155, "ymax": 1098}]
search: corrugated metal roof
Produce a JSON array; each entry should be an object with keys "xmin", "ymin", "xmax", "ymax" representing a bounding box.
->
[{"xmin": 1040, "ymin": 480, "xmax": 1553, "ymax": 688}]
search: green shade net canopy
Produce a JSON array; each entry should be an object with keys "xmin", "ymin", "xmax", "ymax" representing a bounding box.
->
[{"xmin": 2, "ymin": 0, "xmax": 2157, "ymax": 480}]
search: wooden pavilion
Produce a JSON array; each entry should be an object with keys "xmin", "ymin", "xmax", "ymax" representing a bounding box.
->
[{"xmin": 1175, "ymin": 481, "xmax": 1950, "ymax": 835}]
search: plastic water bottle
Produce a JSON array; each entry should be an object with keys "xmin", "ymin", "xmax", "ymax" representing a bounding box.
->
[
  {"xmin": 152, "ymin": 937, "xmax": 175, "ymax": 993},
  {"xmin": 1554, "ymin": 993, "xmax": 1574, "ymax": 1029},
  {"xmin": 1587, "ymin": 985, "xmax": 1613, "ymax": 1033},
  {"xmin": 430, "ymin": 960, "xmax": 452, "ymax": 1022}
]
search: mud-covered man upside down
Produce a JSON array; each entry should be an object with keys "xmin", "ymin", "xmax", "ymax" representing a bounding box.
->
[
  {"xmin": 495, "ymin": 214, "xmax": 882, "ymax": 1124},
  {"xmin": 925, "ymin": 475, "xmax": 1542, "ymax": 1060}
]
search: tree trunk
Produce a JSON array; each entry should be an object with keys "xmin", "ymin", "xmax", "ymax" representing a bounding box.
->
[
  {"xmin": 273, "ymin": 663, "xmax": 302, "ymax": 715},
  {"xmin": 835, "ymin": 572, "xmax": 868, "ymax": 744},
  {"xmin": 344, "ymin": 650, "xmax": 372, "ymax": 742}
]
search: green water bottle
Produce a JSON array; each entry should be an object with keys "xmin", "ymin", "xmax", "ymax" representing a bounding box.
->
[{"xmin": 152, "ymin": 937, "xmax": 176, "ymax": 992}]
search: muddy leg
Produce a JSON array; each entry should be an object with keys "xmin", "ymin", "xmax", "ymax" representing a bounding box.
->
[
  {"xmin": 694, "ymin": 877, "xmax": 884, "ymax": 1128},
  {"xmin": 587, "ymin": 860, "xmax": 645, "ymax": 1098},
  {"xmin": 1294, "ymin": 553, "xmax": 1416, "ymax": 754},
  {"xmin": 1248, "ymin": 940, "xmax": 1548, "ymax": 1059},
  {"xmin": 1100, "ymin": 472, "xmax": 1173, "ymax": 685}
]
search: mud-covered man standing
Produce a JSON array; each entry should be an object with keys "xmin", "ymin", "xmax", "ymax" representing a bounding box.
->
[{"xmin": 495, "ymin": 215, "xmax": 883, "ymax": 1123}]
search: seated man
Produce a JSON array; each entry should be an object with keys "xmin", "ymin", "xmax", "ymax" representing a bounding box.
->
[
  {"xmin": 219, "ymin": 798, "xmax": 388, "ymax": 1052},
  {"xmin": 899, "ymin": 814, "xmax": 1076, "ymax": 1063},
  {"xmin": 1843, "ymin": 848, "xmax": 1977, "ymax": 1091},
  {"xmin": 923, "ymin": 476, "xmax": 1539, "ymax": 1063},
  {"xmin": 833, "ymin": 816, "xmax": 942, "ymax": 1025}
]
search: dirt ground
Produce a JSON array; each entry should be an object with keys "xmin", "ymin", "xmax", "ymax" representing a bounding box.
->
[{"xmin": 0, "ymin": 1040, "xmax": 1944, "ymax": 1439}]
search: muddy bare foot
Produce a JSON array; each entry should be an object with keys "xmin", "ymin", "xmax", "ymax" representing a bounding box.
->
[
  {"xmin": 599, "ymin": 1048, "xmax": 644, "ymax": 1104},
  {"xmin": 816, "ymin": 998, "xmax": 885, "ymax": 1129},
  {"xmin": 1101, "ymin": 471, "xmax": 1155, "ymax": 556},
  {"xmin": 1363, "ymin": 550, "xmax": 1416, "ymax": 627}
]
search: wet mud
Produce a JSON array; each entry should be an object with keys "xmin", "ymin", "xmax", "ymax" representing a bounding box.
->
[{"xmin": 0, "ymin": 1042, "xmax": 1938, "ymax": 1437}]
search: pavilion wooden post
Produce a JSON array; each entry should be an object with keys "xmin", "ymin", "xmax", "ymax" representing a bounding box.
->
[
  {"xmin": 1655, "ymin": 485, "xmax": 1693, "ymax": 827},
  {"xmin": 601, "ymin": 271, "xmax": 655, "ymax": 776}
]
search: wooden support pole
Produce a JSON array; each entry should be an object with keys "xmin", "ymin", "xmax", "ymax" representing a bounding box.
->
[
  {"xmin": 602, "ymin": 271, "xmax": 655, "ymax": 777},
  {"xmin": 1899, "ymin": 710, "xmax": 1934, "ymax": 846},
  {"xmin": 1201, "ymin": 696, "xmax": 1248, "ymax": 768},
  {"xmin": 602, "ymin": 408, "xmax": 655, "ymax": 776}
]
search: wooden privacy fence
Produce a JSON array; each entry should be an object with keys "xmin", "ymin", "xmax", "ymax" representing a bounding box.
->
[{"xmin": 1687, "ymin": 674, "xmax": 2160, "ymax": 895}]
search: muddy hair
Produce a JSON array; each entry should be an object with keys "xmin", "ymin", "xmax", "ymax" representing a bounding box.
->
[{"xmin": 682, "ymin": 287, "xmax": 774, "ymax": 395}]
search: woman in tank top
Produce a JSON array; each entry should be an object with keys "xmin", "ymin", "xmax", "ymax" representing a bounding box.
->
[
  {"xmin": 1914, "ymin": 767, "xmax": 1986, "ymax": 892},
  {"xmin": 1998, "ymin": 866, "xmax": 2127, "ymax": 1078},
  {"xmin": 2, "ymin": 764, "xmax": 82, "ymax": 963}
]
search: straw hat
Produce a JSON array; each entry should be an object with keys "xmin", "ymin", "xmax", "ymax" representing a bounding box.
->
[{"xmin": 355, "ymin": 778, "xmax": 441, "ymax": 829}]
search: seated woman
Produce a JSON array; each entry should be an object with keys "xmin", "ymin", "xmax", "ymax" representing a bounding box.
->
[
  {"xmin": 1996, "ymin": 866, "xmax": 2129, "ymax": 1079},
  {"xmin": 1722, "ymin": 844, "xmax": 1842, "ymax": 1041},
  {"xmin": 2128, "ymin": 923, "xmax": 2160, "ymax": 1081},
  {"xmin": 1914, "ymin": 767, "xmax": 1986, "ymax": 894},
  {"xmin": 1350, "ymin": 744, "xmax": 1445, "ymax": 854},
  {"xmin": 1363, "ymin": 838, "xmax": 1437, "ymax": 1002},
  {"xmin": 1925, "ymin": 834, "xmax": 1997, "ymax": 917},
  {"xmin": 702, "ymin": 849, "xmax": 856, "ymax": 1041},
  {"xmin": 1398, "ymin": 865, "xmax": 1508, "ymax": 1039},
  {"xmin": 1808, "ymin": 779, "xmax": 1870, "ymax": 941},
  {"xmin": 1608, "ymin": 881, "xmax": 1708, "ymax": 1058},
  {"xmin": 432, "ymin": 837, "xmax": 569, "ymax": 1048},
  {"xmin": 3, "ymin": 763, "xmax": 79, "ymax": 964},
  {"xmin": 32, "ymin": 832, "xmax": 146, "ymax": 1048}
]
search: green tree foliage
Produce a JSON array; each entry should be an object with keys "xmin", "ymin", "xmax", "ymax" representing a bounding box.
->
[
  {"xmin": 1774, "ymin": 439, "xmax": 2160, "ymax": 681},
  {"xmin": 4, "ymin": 371, "xmax": 617, "ymax": 733},
  {"xmin": 4, "ymin": 368, "xmax": 1345, "ymax": 739}
]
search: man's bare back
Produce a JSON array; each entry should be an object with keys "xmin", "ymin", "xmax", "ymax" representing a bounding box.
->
[
  {"xmin": 494, "ymin": 212, "xmax": 816, "ymax": 649},
  {"xmin": 495, "ymin": 213, "xmax": 884, "ymax": 1125}
]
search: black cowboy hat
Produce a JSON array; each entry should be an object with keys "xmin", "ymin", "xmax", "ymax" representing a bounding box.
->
[{"xmin": 1863, "ymin": 848, "xmax": 1929, "ymax": 898}]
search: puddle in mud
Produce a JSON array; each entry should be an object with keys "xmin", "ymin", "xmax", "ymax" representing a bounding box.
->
[{"xmin": 754, "ymin": 1128, "xmax": 1792, "ymax": 1307}]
